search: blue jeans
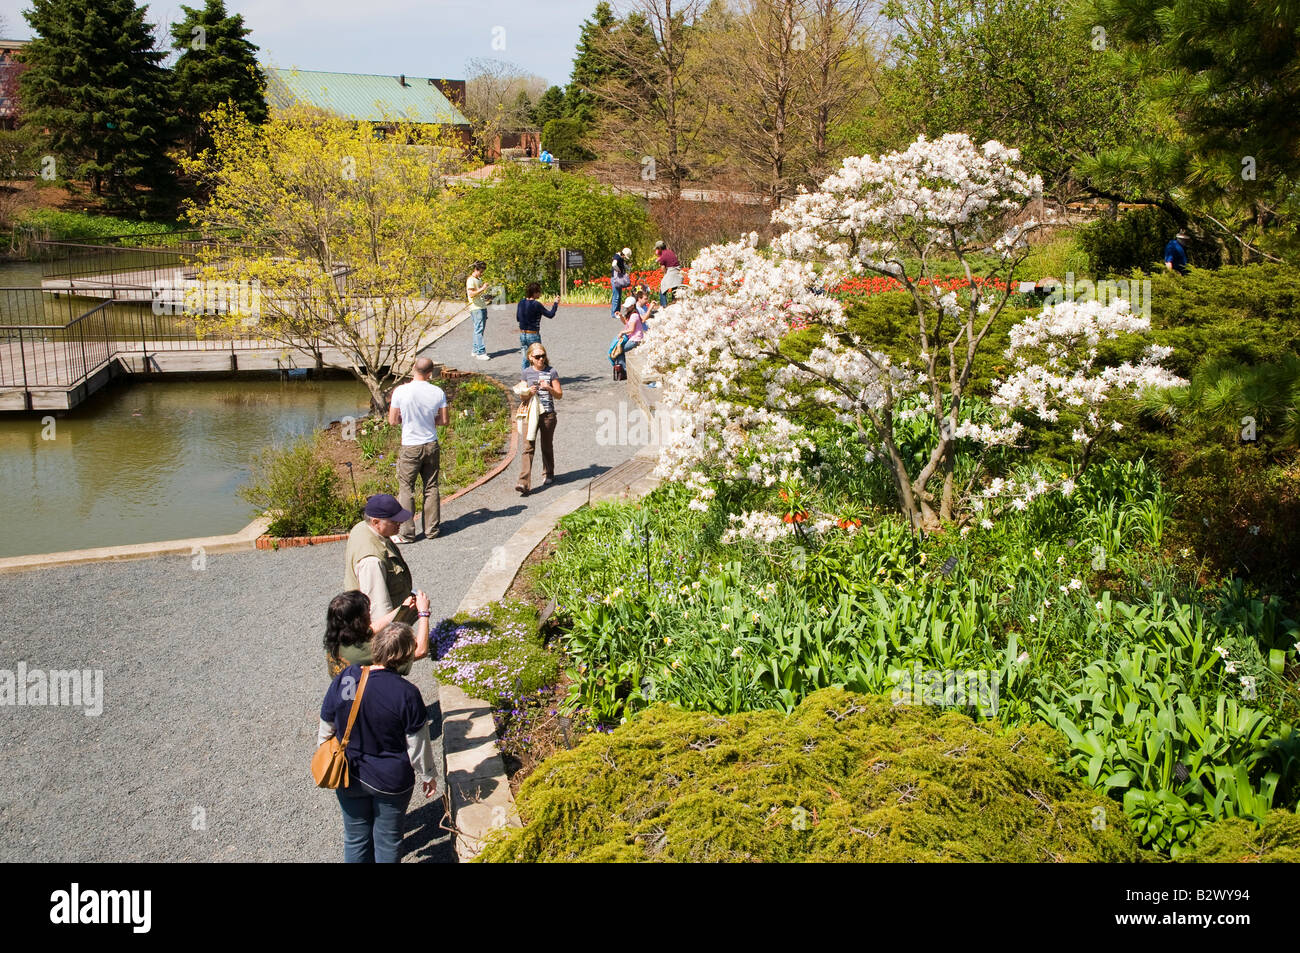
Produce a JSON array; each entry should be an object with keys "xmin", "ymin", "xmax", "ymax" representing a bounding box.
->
[
  {"xmin": 608, "ymin": 334, "xmax": 640, "ymax": 370},
  {"xmin": 470, "ymin": 308, "xmax": 488, "ymax": 355},
  {"xmin": 611, "ymin": 287, "xmax": 623, "ymax": 316},
  {"xmin": 337, "ymin": 780, "xmax": 413, "ymax": 863},
  {"xmin": 519, "ymin": 332, "xmax": 541, "ymax": 371}
]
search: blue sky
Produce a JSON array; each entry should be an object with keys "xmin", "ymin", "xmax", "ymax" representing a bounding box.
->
[{"xmin": 1, "ymin": 0, "xmax": 599, "ymax": 87}]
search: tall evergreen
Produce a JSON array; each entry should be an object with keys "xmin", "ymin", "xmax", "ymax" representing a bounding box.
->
[
  {"xmin": 534, "ymin": 86, "xmax": 567, "ymax": 129},
  {"xmin": 170, "ymin": 0, "xmax": 266, "ymax": 155},
  {"xmin": 20, "ymin": 0, "xmax": 177, "ymax": 215},
  {"xmin": 566, "ymin": 2, "xmax": 619, "ymax": 124}
]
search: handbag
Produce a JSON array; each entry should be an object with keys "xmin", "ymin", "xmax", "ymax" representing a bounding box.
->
[{"xmin": 311, "ymin": 666, "xmax": 370, "ymax": 789}]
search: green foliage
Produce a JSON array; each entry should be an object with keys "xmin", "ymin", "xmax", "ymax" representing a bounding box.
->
[
  {"xmin": 14, "ymin": 208, "xmax": 180, "ymax": 240},
  {"xmin": 1144, "ymin": 356, "xmax": 1300, "ymax": 449},
  {"xmin": 533, "ymin": 86, "xmax": 567, "ymax": 130},
  {"xmin": 1077, "ymin": 206, "xmax": 1189, "ymax": 276},
  {"xmin": 21, "ymin": 0, "xmax": 178, "ymax": 215},
  {"xmin": 430, "ymin": 600, "xmax": 561, "ymax": 704},
  {"xmin": 480, "ymin": 688, "xmax": 1147, "ymax": 862},
  {"xmin": 239, "ymin": 435, "xmax": 354, "ymax": 537},
  {"xmin": 446, "ymin": 162, "xmax": 649, "ymax": 295},
  {"xmin": 1142, "ymin": 264, "xmax": 1300, "ymax": 375},
  {"xmin": 1090, "ymin": 0, "xmax": 1300, "ymax": 259},
  {"xmin": 540, "ymin": 117, "xmax": 594, "ymax": 162},
  {"xmin": 169, "ymin": 0, "xmax": 267, "ymax": 156},
  {"xmin": 1179, "ymin": 810, "xmax": 1300, "ymax": 863},
  {"xmin": 880, "ymin": 0, "xmax": 1140, "ymax": 198},
  {"xmin": 540, "ymin": 460, "xmax": 1300, "ymax": 853},
  {"xmin": 565, "ymin": 1, "xmax": 619, "ymax": 125}
]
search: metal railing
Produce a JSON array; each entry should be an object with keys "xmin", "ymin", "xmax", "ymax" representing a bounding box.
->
[{"xmin": 0, "ymin": 300, "xmax": 115, "ymax": 389}]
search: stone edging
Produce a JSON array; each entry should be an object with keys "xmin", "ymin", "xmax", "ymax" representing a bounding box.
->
[
  {"xmin": 0, "ymin": 309, "xmax": 478, "ymax": 573},
  {"xmin": 442, "ymin": 446, "xmax": 664, "ymax": 861},
  {"xmin": 0, "ymin": 516, "xmax": 273, "ymax": 575}
]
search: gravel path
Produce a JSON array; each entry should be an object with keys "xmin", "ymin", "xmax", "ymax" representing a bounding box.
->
[{"xmin": 0, "ymin": 304, "xmax": 641, "ymax": 862}]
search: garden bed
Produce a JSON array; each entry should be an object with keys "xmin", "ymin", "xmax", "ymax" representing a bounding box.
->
[{"xmin": 243, "ymin": 370, "xmax": 514, "ymax": 541}]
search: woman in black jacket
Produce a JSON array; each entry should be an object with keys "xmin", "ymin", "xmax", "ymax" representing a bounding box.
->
[{"xmin": 516, "ymin": 281, "xmax": 559, "ymax": 372}]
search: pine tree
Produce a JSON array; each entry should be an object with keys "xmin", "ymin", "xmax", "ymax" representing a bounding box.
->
[
  {"xmin": 566, "ymin": 1, "xmax": 619, "ymax": 124},
  {"xmin": 170, "ymin": 0, "xmax": 266, "ymax": 155},
  {"xmin": 20, "ymin": 0, "xmax": 178, "ymax": 215},
  {"xmin": 534, "ymin": 86, "xmax": 567, "ymax": 129}
]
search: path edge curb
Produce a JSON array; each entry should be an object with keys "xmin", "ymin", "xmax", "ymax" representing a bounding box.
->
[{"xmin": 442, "ymin": 445, "xmax": 664, "ymax": 862}]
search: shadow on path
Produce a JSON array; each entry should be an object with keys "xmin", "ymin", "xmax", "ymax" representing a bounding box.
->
[{"xmin": 437, "ymin": 503, "xmax": 528, "ymax": 536}]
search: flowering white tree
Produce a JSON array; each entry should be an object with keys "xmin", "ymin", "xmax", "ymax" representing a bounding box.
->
[{"xmin": 644, "ymin": 133, "xmax": 1184, "ymax": 536}]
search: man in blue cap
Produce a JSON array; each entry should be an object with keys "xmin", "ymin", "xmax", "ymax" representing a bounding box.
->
[{"xmin": 344, "ymin": 494, "xmax": 418, "ymax": 626}]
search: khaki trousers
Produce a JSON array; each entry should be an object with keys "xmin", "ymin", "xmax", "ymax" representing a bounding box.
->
[
  {"xmin": 517, "ymin": 411, "xmax": 557, "ymax": 491},
  {"xmin": 396, "ymin": 440, "xmax": 440, "ymax": 540}
]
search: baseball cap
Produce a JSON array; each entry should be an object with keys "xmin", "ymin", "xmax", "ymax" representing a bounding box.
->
[
  {"xmin": 654, "ymin": 240, "xmax": 666, "ymax": 250},
  {"xmin": 364, "ymin": 493, "xmax": 412, "ymax": 523},
  {"xmin": 621, "ymin": 247, "xmax": 632, "ymax": 257}
]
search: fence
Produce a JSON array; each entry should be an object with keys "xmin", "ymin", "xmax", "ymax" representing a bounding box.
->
[{"xmin": 0, "ymin": 300, "xmax": 116, "ymax": 389}]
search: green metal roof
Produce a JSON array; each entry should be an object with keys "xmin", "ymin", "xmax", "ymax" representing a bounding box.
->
[{"xmin": 264, "ymin": 67, "xmax": 469, "ymax": 126}]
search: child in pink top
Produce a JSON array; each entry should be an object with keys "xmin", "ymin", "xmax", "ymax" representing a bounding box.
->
[{"xmin": 608, "ymin": 300, "xmax": 645, "ymax": 378}]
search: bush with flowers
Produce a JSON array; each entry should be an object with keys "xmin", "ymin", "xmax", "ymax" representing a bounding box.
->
[
  {"xmin": 507, "ymin": 134, "xmax": 1298, "ymax": 856},
  {"xmin": 429, "ymin": 600, "xmax": 560, "ymax": 705}
]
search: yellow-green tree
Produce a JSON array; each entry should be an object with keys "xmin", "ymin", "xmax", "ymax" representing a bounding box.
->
[{"xmin": 181, "ymin": 103, "xmax": 471, "ymax": 409}]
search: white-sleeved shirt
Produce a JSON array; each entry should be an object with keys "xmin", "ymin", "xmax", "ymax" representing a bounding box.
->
[{"xmin": 390, "ymin": 380, "xmax": 447, "ymax": 446}]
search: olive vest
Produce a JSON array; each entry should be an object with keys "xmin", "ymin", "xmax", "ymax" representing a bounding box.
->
[{"xmin": 343, "ymin": 521, "xmax": 413, "ymax": 610}]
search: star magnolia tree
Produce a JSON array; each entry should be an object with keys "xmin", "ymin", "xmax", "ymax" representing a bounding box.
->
[{"xmin": 643, "ymin": 133, "xmax": 1185, "ymax": 536}]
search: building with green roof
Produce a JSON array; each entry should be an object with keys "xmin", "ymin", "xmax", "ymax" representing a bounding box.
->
[{"xmin": 264, "ymin": 67, "xmax": 470, "ymax": 133}]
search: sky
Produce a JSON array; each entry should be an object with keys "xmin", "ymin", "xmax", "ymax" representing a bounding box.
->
[{"xmin": 0, "ymin": 0, "xmax": 599, "ymax": 88}]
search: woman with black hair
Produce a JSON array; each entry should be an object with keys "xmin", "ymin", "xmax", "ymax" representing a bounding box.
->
[{"xmin": 324, "ymin": 589, "xmax": 431, "ymax": 677}]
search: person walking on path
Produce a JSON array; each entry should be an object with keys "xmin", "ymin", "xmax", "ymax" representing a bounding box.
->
[
  {"xmin": 466, "ymin": 261, "xmax": 491, "ymax": 360},
  {"xmin": 654, "ymin": 240, "xmax": 683, "ymax": 306},
  {"xmin": 611, "ymin": 247, "xmax": 632, "ymax": 317},
  {"xmin": 514, "ymin": 343, "xmax": 562, "ymax": 496},
  {"xmin": 1164, "ymin": 230, "xmax": 1190, "ymax": 275},
  {"xmin": 323, "ymin": 589, "xmax": 432, "ymax": 678},
  {"xmin": 319, "ymin": 622, "xmax": 438, "ymax": 863},
  {"xmin": 516, "ymin": 281, "xmax": 560, "ymax": 372},
  {"xmin": 608, "ymin": 298, "xmax": 646, "ymax": 380},
  {"xmin": 388, "ymin": 358, "xmax": 449, "ymax": 542},
  {"xmin": 344, "ymin": 495, "xmax": 420, "ymax": 628}
]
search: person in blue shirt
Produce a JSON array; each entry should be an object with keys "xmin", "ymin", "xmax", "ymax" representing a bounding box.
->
[
  {"xmin": 539, "ymin": 148, "xmax": 554, "ymax": 166},
  {"xmin": 516, "ymin": 281, "xmax": 560, "ymax": 371},
  {"xmin": 1164, "ymin": 230, "xmax": 1189, "ymax": 275},
  {"xmin": 319, "ymin": 622, "xmax": 437, "ymax": 863}
]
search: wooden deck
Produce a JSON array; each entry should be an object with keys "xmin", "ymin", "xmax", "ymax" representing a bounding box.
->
[{"xmin": 0, "ymin": 307, "xmax": 464, "ymax": 412}]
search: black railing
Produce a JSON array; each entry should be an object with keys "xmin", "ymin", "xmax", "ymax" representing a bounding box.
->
[{"xmin": 0, "ymin": 300, "xmax": 115, "ymax": 389}]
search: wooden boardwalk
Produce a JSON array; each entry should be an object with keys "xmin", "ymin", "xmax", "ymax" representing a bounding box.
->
[{"xmin": 1, "ymin": 302, "xmax": 466, "ymax": 411}]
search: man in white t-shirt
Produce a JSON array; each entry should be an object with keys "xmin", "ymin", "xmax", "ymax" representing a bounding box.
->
[{"xmin": 388, "ymin": 357, "xmax": 449, "ymax": 542}]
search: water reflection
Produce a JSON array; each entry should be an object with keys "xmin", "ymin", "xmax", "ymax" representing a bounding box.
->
[{"xmin": 0, "ymin": 377, "xmax": 370, "ymax": 557}]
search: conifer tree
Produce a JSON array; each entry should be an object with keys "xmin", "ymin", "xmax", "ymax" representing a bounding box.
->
[
  {"xmin": 20, "ymin": 0, "xmax": 177, "ymax": 215},
  {"xmin": 170, "ymin": 0, "xmax": 266, "ymax": 155}
]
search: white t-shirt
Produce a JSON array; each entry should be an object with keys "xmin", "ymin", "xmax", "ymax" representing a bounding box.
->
[{"xmin": 390, "ymin": 380, "xmax": 447, "ymax": 446}]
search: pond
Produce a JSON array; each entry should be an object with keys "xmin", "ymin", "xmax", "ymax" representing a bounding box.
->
[{"xmin": 0, "ymin": 376, "xmax": 370, "ymax": 558}]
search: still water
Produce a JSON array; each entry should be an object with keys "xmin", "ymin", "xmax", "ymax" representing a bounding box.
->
[{"xmin": 0, "ymin": 377, "xmax": 370, "ymax": 557}]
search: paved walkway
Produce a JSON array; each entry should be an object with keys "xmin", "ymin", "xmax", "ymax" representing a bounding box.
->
[{"xmin": 0, "ymin": 304, "xmax": 642, "ymax": 862}]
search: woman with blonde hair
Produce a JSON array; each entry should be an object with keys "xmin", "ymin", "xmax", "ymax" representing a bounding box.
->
[{"xmin": 514, "ymin": 342, "xmax": 562, "ymax": 495}]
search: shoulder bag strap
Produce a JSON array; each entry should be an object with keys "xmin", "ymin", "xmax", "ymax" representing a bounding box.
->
[{"xmin": 338, "ymin": 666, "xmax": 371, "ymax": 752}]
